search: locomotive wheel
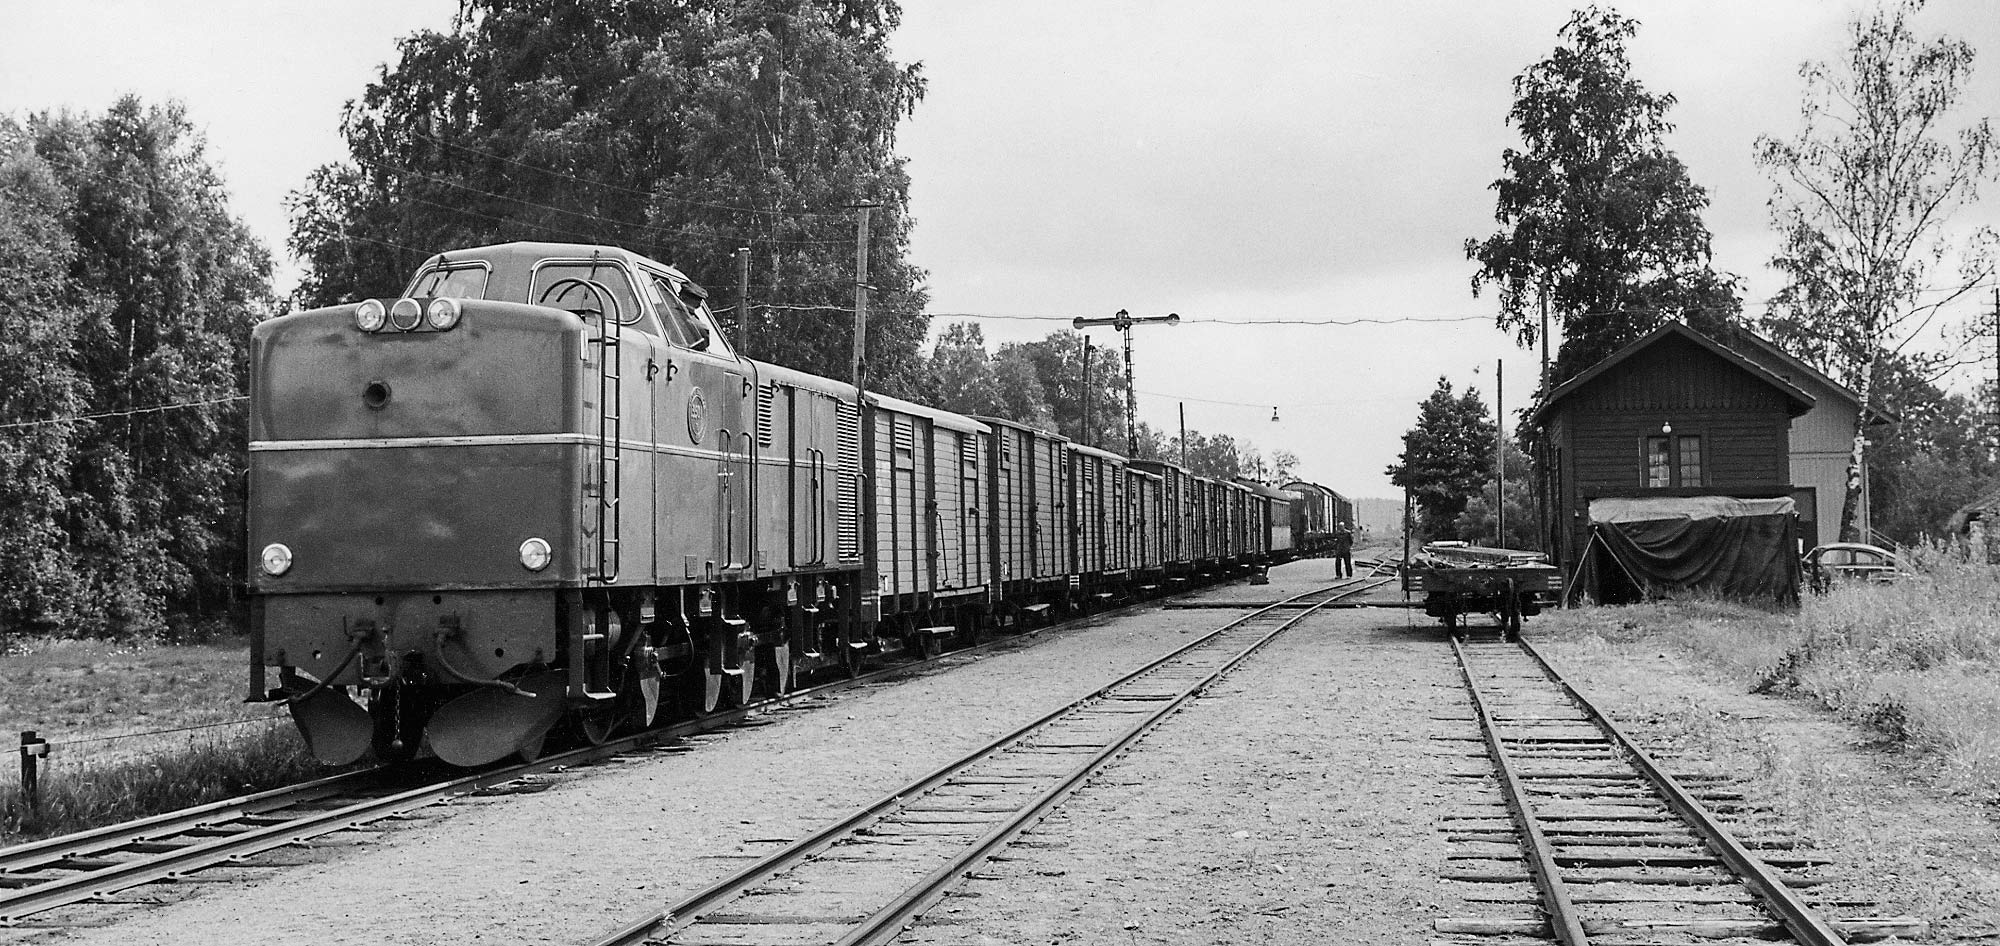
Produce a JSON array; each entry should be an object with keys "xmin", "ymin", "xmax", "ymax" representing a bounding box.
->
[
  {"xmin": 516, "ymin": 730, "xmax": 547, "ymax": 764},
  {"xmin": 579, "ymin": 707, "xmax": 617, "ymax": 746}
]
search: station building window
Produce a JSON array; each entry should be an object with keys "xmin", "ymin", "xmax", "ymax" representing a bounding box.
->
[{"xmin": 1643, "ymin": 434, "xmax": 1704, "ymax": 488}]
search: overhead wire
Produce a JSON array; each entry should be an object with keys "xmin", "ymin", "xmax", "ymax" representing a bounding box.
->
[{"xmin": 0, "ymin": 395, "xmax": 247, "ymax": 433}]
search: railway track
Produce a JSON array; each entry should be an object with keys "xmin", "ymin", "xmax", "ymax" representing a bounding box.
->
[
  {"xmin": 0, "ymin": 570, "xmax": 1318, "ymax": 929},
  {"xmin": 1442, "ymin": 633, "xmax": 1924, "ymax": 945},
  {"xmin": 585, "ymin": 572, "xmax": 1394, "ymax": 946}
]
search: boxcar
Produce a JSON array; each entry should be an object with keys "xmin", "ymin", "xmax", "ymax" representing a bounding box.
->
[
  {"xmin": 1130, "ymin": 459, "xmax": 1196, "ymax": 576},
  {"xmin": 979, "ymin": 416, "xmax": 1074, "ymax": 614},
  {"xmin": 1239, "ymin": 481, "xmax": 1299, "ymax": 561},
  {"xmin": 1067, "ymin": 443, "xmax": 1130, "ymax": 601},
  {"xmin": 867, "ymin": 394, "xmax": 990, "ymax": 644}
]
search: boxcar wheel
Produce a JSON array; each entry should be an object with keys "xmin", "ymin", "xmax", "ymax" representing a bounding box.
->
[{"xmin": 765, "ymin": 642, "xmax": 794, "ymax": 696}]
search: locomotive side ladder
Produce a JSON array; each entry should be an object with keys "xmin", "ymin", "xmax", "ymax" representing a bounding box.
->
[{"xmin": 590, "ymin": 305, "xmax": 623, "ymax": 584}]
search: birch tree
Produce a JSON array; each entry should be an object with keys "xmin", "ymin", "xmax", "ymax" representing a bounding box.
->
[{"xmin": 1755, "ymin": 0, "xmax": 1997, "ymax": 541}]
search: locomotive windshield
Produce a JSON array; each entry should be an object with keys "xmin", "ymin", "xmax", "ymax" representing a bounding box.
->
[
  {"xmin": 530, "ymin": 261, "xmax": 659, "ymax": 336},
  {"xmin": 407, "ymin": 262, "xmax": 490, "ymax": 299}
]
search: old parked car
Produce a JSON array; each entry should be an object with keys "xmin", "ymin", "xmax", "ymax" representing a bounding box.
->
[{"xmin": 1802, "ymin": 542, "xmax": 1906, "ymax": 592}]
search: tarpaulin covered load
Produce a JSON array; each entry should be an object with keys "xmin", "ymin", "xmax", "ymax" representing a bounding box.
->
[{"xmin": 1586, "ymin": 496, "xmax": 1799, "ymax": 601}]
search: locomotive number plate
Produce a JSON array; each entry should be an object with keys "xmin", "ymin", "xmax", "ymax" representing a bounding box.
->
[{"xmin": 686, "ymin": 387, "xmax": 709, "ymax": 444}]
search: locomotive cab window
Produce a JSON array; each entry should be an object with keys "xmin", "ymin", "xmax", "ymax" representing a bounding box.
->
[
  {"xmin": 645, "ymin": 272, "xmax": 735, "ymax": 358},
  {"xmin": 406, "ymin": 262, "xmax": 491, "ymax": 300},
  {"xmin": 530, "ymin": 261, "xmax": 659, "ymax": 336}
]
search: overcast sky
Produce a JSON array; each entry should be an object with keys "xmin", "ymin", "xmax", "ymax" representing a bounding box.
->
[{"xmin": 3, "ymin": 1, "xmax": 1996, "ymax": 498}]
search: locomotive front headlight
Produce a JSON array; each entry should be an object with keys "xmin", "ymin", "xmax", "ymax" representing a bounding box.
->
[
  {"xmin": 389, "ymin": 298, "xmax": 423, "ymax": 332},
  {"xmin": 355, "ymin": 299, "xmax": 386, "ymax": 332},
  {"xmin": 260, "ymin": 542, "xmax": 293, "ymax": 577},
  {"xmin": 519, "ymin": 538, "xmax": 552, "ymax": 572},
  {"xmin": 425, "ymin": 297, "xmax": 462, "ymax": 331}
]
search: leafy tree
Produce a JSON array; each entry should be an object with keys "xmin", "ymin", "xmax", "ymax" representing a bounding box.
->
[
  {"xmin": 34, "ymin": 99, "xmax": 273, "ymax": 635},
  {"xmin": 0, "ymin": 119, "xmax": 92, "ymax": 635},
  {"xmin": 1863, "ymin": 356, "xmax": 1999, "ymax": 542},
  {"xmin": 1177, "ymin": 431, "xmax": 1247, "ymax": 479},
  {"xmin": 1466, "ymin": 6, "xmax": 1739, "ymax": 387},
  {"xmin": 1755, "ymin": 0, "xmax": 1997, "ymax": 541},
  {"xmin": 990, "ymin": 345, "xmax": 1055, "ymax": 430},
  {"xmin": 0, "ymin": 99, "xmax": 273, "ymax": 638},
  {"xmin": 1267, "ymin": 449, "xmax": 1301, "ymax": 483},
  {"xmin": 1387, "ymin": 378, "xmax": 1496, "ymax": 538},
  {"xmin": 996, "ymin": 331, "xmax": 1128, "ymax": 447},
  {"xmin": 1453, "ymin": 439, "xmax": 1538, "ymax": 548},
  {"xmin": 926, "ymin": 322, "xmax": 1002, "ymax": 417},
  {"xmin": 288, "ymin": 0, "xmax": 933, "ymax": 395}
]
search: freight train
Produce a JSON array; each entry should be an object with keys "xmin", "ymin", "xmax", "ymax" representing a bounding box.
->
[{"xmin": 246, "ymin": 242, "xmax": 1335, "ymax": 767}]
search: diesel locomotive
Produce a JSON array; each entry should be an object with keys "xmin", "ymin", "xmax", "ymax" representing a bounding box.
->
[{"xmin": 246, "ymin": 242, "xmax": 1328, "ymax": 767}]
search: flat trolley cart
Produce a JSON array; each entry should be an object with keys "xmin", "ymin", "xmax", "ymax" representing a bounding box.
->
[{"xmin": 1402, "ymin": 542, "xmax": 1563, "ymax": 637}]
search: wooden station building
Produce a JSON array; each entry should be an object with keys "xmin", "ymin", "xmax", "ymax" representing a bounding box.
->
[{"xmin": 1530, "ymin": 323, "xmax": 1828, "ymax": 600}]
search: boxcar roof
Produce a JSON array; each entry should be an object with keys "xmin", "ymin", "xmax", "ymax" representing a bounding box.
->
[
  {"xmin": 871, "ymin": 393, "xmax": 989, "ymax": 434},
  {"xmin": 969, "ymin": 415, "xmax": 1071, "ymax": 442},
  {"xmin": 1068, "ymin": 442, "xmax": 1127, "ymax": 463},
  {"xmin": 1237, "ymin": 480, "xmax": 1300, "ymax": 500},
  {"xmin": 755, "ymin": 361, "xmax": 854, "ymax": 401}
]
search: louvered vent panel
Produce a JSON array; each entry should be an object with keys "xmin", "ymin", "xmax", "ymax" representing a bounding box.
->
[
  {"xmin": 756, "ymin": 383, "xmax": 776, "ymax": 447},
  {"xmin": 836, "ymin": 401, "xmax": 861, "ymax": 560},
  {"xmin": 960, "ymin": 436, "xmax": 978, "ymax": 478}
]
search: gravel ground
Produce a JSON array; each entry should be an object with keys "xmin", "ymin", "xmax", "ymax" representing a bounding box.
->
[
  {"xmin": 27, "ymin": 560, "xmax": 1365, "ymax": 946},
  {"xmin": 31, "ymin": 558, "xmax": 1974, "ymax": 946},
  {"xmin": 898, "ymin": 574, "xmax": 1463, "ymax": 945}
]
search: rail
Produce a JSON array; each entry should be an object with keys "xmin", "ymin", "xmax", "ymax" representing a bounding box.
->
[
  {"xmin": 1445, "ymin": 633, "xmax": 1924, "ymax": 945},
  {"xmin": 585, "ymin": 573, "xmax": 1394, "ymax": 946},
  {"xmin": 0, "ymin": 569, "xmax": 1298, "ymax": 926}
]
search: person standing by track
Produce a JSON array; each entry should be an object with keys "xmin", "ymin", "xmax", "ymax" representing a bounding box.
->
[{"xmin": 1332, "ymin": 526, "xmax": 1353, "ymax": 578}]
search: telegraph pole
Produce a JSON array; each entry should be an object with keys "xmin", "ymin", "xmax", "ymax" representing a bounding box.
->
[
  {"xmin": 849, "ymin": 203, "xmax": 878, "ymax": 394},
  {"xmin": 1081, "ymin": 336, "xmax": 1093, "ymax": 448},
  {"xmin": 1179, "ymin": 402, "xmax": 1188, "ymax": 468},
  {"xmin": 1496, "ymin": 359, "xmax": 1505, "ymax": 547},
  {"xmin": 1539, "ymin": 286, "xmax": 1550, "ymax": 393},
  {"xmin": 1072, "ymin": 309, "xmax": 1179, "ymax": 457},
  {"xmin": 735, "ymin": 246, "xmax": 751, "ymax": 359}
]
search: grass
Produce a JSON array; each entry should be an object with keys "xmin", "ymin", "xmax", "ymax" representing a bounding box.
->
[
  {"xmin": 0, "ymin": 633, "xmax": 338, "ymax": 842},
  {"xmin": 1534, "ymin": 547, "xmax": 2000, "ymax": 801}
]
